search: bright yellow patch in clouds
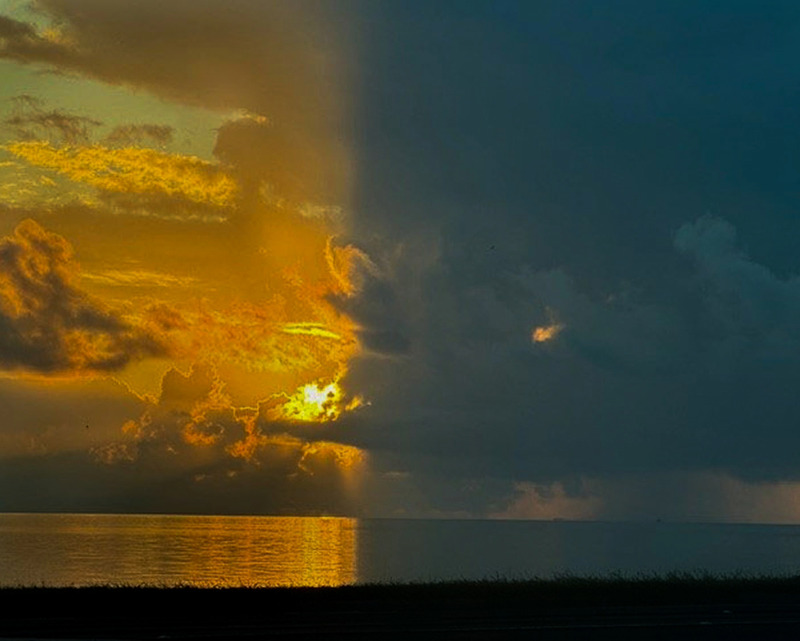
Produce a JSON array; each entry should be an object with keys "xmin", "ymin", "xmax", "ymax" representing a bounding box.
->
[
  {"xmin": 275, "ymin": 380, "xmax": 363, "ymax": 423},
  {"xmin": 280, "ymin": 322, "xmax": 342, "ymax": 340},
  {"xmin": 4, "ymin": 141, "xmax": 237, "ymax": 207}
]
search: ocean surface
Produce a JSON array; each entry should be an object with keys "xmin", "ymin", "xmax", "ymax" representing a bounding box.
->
[{"xmin": 2, "ymin": 513, "xmax": 800, "ymax": 587}]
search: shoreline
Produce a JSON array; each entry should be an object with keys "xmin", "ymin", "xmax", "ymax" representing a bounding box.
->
[{"xmin": 4, "ymin": 576, "xmax": 800, "ymax": 639}]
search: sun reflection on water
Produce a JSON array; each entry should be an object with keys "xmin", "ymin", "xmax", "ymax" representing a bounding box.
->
[{"xmin": 0, "ymin": 513, "xmax": 358, "ymax": 587}]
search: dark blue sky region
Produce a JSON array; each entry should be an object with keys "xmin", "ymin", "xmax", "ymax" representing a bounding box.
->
[{"xmin": 341, "ymin": 0, "xmax": 800, "ymax": 518}]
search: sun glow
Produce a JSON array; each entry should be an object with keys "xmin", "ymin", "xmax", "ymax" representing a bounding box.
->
[{"xmin": 276, "ymin": 379, "xmax": 363, "ymax": 423}]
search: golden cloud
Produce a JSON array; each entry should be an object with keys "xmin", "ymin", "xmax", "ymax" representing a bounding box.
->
[
  {"xmin": 532, "ymin": 323, "xmax": 563, "ymax": 343},
  {"xmin": 107, "ymin": 364, "xmax": 366, "ymax": 477},
  {"xmin": 5, "ymin": 141, "xmax": 238, "ymax": 207},
  {"xmin": 82, "ymin": 268, "xmax": 200, "ymax": 289}
]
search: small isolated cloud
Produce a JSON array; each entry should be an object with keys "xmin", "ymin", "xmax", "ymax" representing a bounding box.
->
[
  {"xmin": 102, "ymin": 124, "xmax": 173, "ymax": 147},
  {"xmin": 531, "ymin": 322, "xmax": 563, "ymax": 344},
  {"xmin": 0, "ymin": 219, "xmax": 167, "ymax": 373},
  {"xmin": 4, "ymin": 95, "xmax": 102, "ymax": 144}
]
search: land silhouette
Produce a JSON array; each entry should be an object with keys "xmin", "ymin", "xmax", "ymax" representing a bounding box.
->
[{"xmin": 4, "ymin": 574, "xmax": 800, "ymax": 639}]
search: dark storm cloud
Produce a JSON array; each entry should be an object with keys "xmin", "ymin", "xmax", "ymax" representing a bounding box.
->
[
  {"xmin": 676, "ymin": 215, "xmax": 800, "ymax": 354},
  {"xmin": 353, "ymin": 1, "xmax": 800, "ymax": 281},
  {"xmin": 346, "ymin": 214, "xmax": 800, "ymax": 492},
  {"xmin": 328, "ymin": 236, "xmax": 426, "ymax": 356},
  {"xmin": 341, "ymin": 0, "xmax": 800, "ymax": 516},
  {"xmin": 2, "ymin": 1, "xmax": 349, "ymax": 114},
  {"xmin": 0, "ymin": 14, "xmax": 68, "ymax": 62}
]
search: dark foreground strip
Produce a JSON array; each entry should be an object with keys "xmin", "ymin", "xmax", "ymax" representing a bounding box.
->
[{"xmin": 2, "ymin": 583, "xmax": 800, "ymax": 640}]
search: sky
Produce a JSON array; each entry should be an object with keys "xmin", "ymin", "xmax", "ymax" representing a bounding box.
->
[{"xmin": 1, "ymin": 0, "xmax": 800, "ymax": 522}]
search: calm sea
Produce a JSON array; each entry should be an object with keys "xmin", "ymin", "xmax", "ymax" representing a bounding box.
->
[{"xmin": 2, "ymin": 513, "xmax": 800, "ymax": 587}]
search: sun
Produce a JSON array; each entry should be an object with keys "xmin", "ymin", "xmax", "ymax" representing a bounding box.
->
[{"xmin": 276, "ymin": 379, "xmax": 363, "ymax": 422}]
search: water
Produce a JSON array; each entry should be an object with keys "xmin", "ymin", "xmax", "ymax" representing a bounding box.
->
[{"xmin": 2, "ymin": 513, "xmax": 800, "ymax": 587}]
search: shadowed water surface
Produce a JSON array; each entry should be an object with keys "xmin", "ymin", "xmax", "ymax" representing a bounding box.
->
[{"xmin": 3, "ymin": 513, "xmax": 800, "ymax": 586}]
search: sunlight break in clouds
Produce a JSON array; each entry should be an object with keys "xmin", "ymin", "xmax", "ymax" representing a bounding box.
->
[{"xmin": 0, "ymin": 0, "xmax": 368, "ymax": 514}]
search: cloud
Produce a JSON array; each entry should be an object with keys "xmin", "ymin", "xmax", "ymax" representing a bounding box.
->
[
  {"xmin": 331, "ymin": 234, "xmax": 438, "ymax": 358},
  {"xmin": 0, "ymin": 218, "xmax": 167, "ymax": 373},
  {"xmin": 675, "ymin": 215, "xmax": 800, "ymax": 356},
  {"xmin": 69, "ymin": 363, "xmax": 368, "ymax": 514},
  {"xmin": 5, "ymin": 141, "xmax": 237, "ymax": 208},
  {"xmin": 6, "ymin": 1, "xmax": 800, "ymax": 521},
  {"xmin": 531, "ymin": 323, "xmax": 563, "ymax": 344},
  {"xmin": 0, "ymin": 14, "xmax": 70, "ymax": 64},
  {"xmin": 487, "ymin": 472, "xmax": 800, "ymax": 524},
  {"xmin": 0, "ymin": 97, "xmax": 211, "ymax": 218},
  {"xmin": 109, "ymin": 363, "xmax": 365, "ymax": 468},
  {"xmin": 338, "ymin": 212, "xmax": 800, "ymax": 521},
  {"xmin": 102, "ymin": 124, "xmax": 173, "ymax": 147},
  {"xmin": 4, "ymin": 95, "xmax": 102, "ymax": 144},
  {"xmin": 4, "ymin": 1, "xmax": 351, "ymax": 118},
  {"xmin": 81, "ymin": 268, "xmax": 200, "ymax": 289},
  {"xmin": 213, "ymin": 116, "xmax": 350, "ymax": 207},
  {"xmin": 491, "ymin": 481, "xmax": 602, "ymax": 521},
  {"xmin": 160, "ymin": 302, "xmax": 358, "ymax": 382}
]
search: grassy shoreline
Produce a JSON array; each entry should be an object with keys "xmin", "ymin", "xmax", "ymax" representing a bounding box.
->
[
  {"xmin": 5, "ymin": 572, "xmax": 800, "ymax": 599},
  {"xmin": 4, "ymin": 576, "xmax": 800, "ymax": 639}
]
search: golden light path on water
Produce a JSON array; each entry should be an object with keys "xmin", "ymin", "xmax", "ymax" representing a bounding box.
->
[{"xmin": 0, "ymin": 513, "xmax": 357, "ymax": 587}]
